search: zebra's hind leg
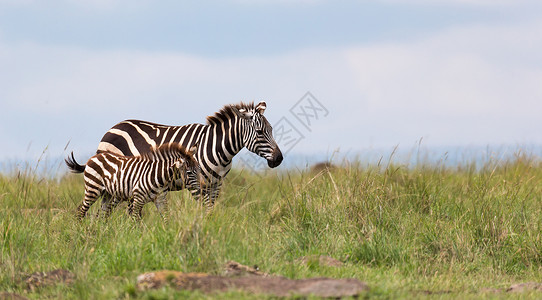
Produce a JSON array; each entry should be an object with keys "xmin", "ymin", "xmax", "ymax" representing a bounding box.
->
[{"xmin": 77, "ymin": 188, "xmax": 102, "ymax": 220}]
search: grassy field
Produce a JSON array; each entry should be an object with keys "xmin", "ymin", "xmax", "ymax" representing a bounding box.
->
[{"xmin": 1, "ymin": 153, "xmax": 542, "ymax": 299}]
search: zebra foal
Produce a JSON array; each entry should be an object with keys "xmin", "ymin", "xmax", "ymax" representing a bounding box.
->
[{"xmin": 70, "ymin": 143, "xmax": 201, "ymax": 220}]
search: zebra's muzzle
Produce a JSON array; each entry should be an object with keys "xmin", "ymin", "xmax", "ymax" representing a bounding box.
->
[{"xmin": 267, "ymin": 149, "xmax": 283, "ymax": 168}]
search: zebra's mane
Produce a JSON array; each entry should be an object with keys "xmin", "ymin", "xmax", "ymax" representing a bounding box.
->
[
  {"xmin": 206, "ymin": 102, "xmax": 255, "ymax": 125},
  {"xmin": 141, "ymin": 143, "xmax": 192, "ymax": 162}
]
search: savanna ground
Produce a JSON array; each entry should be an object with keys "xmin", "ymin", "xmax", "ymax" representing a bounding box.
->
[{"xmin": 1, "ymin": 152, "xmax": 542, "ymax": 299}]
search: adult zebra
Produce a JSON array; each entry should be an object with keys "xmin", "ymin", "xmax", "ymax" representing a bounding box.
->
[{"xmin": 67, "ymin": 101, "xmax": 283, "ymax": 208}]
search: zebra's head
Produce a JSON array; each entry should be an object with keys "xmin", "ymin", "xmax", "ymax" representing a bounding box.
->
[
  {"xmin": 236, "ymin": 101, "xmax": 283, "ymax": 168},
  {"xmin": 172, "ymin": 145, "xmax": 204, "ymax": 189}
]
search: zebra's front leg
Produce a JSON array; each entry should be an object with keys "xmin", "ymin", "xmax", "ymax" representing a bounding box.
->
[
  {"xmin": 154, "ymin": 192, "xmax": 169, "ymax": 222},
  {"xmin": 189, "ymin": 186, "xmax": 209, "ymax": 210},
  {"xmin": 200, "ymin": 192, "xmax": 214, "ymax": 213},
  {"xmin": 98, "ymin": 193, "xmax": 116, "ymax": 218},
  {"xmin": 130, "ymin": 193, "xmax": 147, "ymax": 221},
  {"xmin": 207, "ymin": 181, "xmax": 222, "ymax": 208},
  {"xmin": 97, "ymin": 193, "xmax": 109, "ymax": 217},
  {"xmin": 192, "ymin": 182, "xmax": 221, "ymax": 212},
  {"xmin": 104, "ymin": 195, "xmax": 125, "ymax": 218}
]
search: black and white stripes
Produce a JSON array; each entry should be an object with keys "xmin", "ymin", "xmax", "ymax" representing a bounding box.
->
[
  {"xmin": 92, "ymin": 101, "xmax": 283, "ymax": 207},
  {"xmin": 71, "ymin": 143, "xmax": 201, "ymax": 220}
]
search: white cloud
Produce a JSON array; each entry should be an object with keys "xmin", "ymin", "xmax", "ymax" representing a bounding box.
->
[
  {"xmin": 0, "ymin": 39, "xmax": 358, "ymax": 116},
  {"xmin": 0, "ymin": 39, "xmax": 359, "ymax": 159},
  {"xmin": 1, "ymin": 18, "xmax": 542, "ymax": 161},
  {"xmin": 345, "ymin": 20, "xmax": 542, "ymax": 146}
]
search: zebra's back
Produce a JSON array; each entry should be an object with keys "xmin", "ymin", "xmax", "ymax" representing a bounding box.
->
[{"xmin": 97, "ymin": 119, "xmax": 204, "ymax": 157}]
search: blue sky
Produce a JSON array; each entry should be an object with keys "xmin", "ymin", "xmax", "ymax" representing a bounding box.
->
[
  {"xmin": 1, "ymin": 0, "xmax": 542, "ymax": 165},
  {"xmin": 0, "ymin": 1, "xmax": 535, "ymax": 55}
]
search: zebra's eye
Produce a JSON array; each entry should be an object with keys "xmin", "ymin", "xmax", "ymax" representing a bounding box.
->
[{"xmin": 255, "ymin": 129, "xmax": 264, "ymax": 135}]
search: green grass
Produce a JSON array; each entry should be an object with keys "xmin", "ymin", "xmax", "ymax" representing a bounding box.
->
[{"xmin": 1, "ymin": 154, "xmax": 542, "ymax": 299}]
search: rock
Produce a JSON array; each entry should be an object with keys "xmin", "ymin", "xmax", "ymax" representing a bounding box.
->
[
  {"xmin": 292, "ymin": 278, "xmax": 368, "ymax": 298},
  {"xmin": 223, "ymin": 261, "xmax": 271, "ymax": 277},
  {"xmin": 297, "ymin": 255, "xmax": 344, "ymax": 267},
  {"xmin": 136, "ymin": 270, "xmax": 368, "ymax": 297},
  {"xmin": 0, "ymin": 292, "xmax": 29, "ymax": 300},
  {"xmin": 24, "ymin": 269, "xmax": 75, "ymax": 291},
  {"xmin": 506, "ymin": 282, "xmax": 542, "ymax": 293}
]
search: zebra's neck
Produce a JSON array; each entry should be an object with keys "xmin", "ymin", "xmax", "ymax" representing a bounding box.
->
[{"xmin": 196, "ymin": 115, "xmax": 245, "ymax": 178}]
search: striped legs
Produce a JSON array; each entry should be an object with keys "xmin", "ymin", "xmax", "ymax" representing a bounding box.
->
[
  {"xmin": 190, "ymin": 181, "xmax": 221, "ymax": 211},
  {"xmin": 128, "ymin": 193, "xmax": 145, "ymax": 220},
  {"xmin": 128, "ymin": 191, "xmax": 169, "ymax": 221},
  {"xmin": 106, "ymin": 195, "xmax": 125, "ymax": 217},
  {"xmin": 94, "ymin": 193, "xmax": 124, "ymax": 218},
  {"xmin": 97, "ymin": 193, "xmax": 114, "ymax": 218},
  {"xmin": 154, "ymin": 192, "xmax": 169, "ymax": 222},
  {"xmin": 77, "ymin": 188, "xmax": 102, "ymax": 220},
  {"xmin": 206, "ymin": 184, "xmax": 221, "ymax": 208}
]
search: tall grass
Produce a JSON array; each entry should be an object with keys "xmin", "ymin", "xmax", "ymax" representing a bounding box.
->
[{"xmin": 1, "ymin": 153, "xmax": 542, "ymax": 298}]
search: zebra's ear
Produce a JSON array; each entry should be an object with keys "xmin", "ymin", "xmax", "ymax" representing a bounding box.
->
[{"xmin": 256, "ymin": 101, "xmax": 266, "ymax": 115}]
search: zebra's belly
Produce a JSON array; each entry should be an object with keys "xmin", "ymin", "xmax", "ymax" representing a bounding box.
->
[
  {"xmin": 104, "ymin": 186, "xmax": 132, "ymax": 202},
  {"xmin": 102, "ymin": 176, "xmax": 133, "ymax": 201},
  {"xmin": 131, "ymin": 183, "xmax": 169, "ymax": 201}
]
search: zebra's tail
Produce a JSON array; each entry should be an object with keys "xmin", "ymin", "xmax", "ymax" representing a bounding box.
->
[{"xmin": 65, "ymin": 152, "xmax": 86, "ymax": 173}]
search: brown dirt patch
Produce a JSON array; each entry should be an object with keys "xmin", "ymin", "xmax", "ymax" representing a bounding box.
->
[
  {"xmin": 137, "ymin": 261, "xmax": 367, "ymax": 297},
  {"xmin": 0, "ymin": 292, "xmax": 28, "ymax": 300},
  {"xmin": 480, "ymin": 282, "xmax": 542, "ymax": 294}
]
